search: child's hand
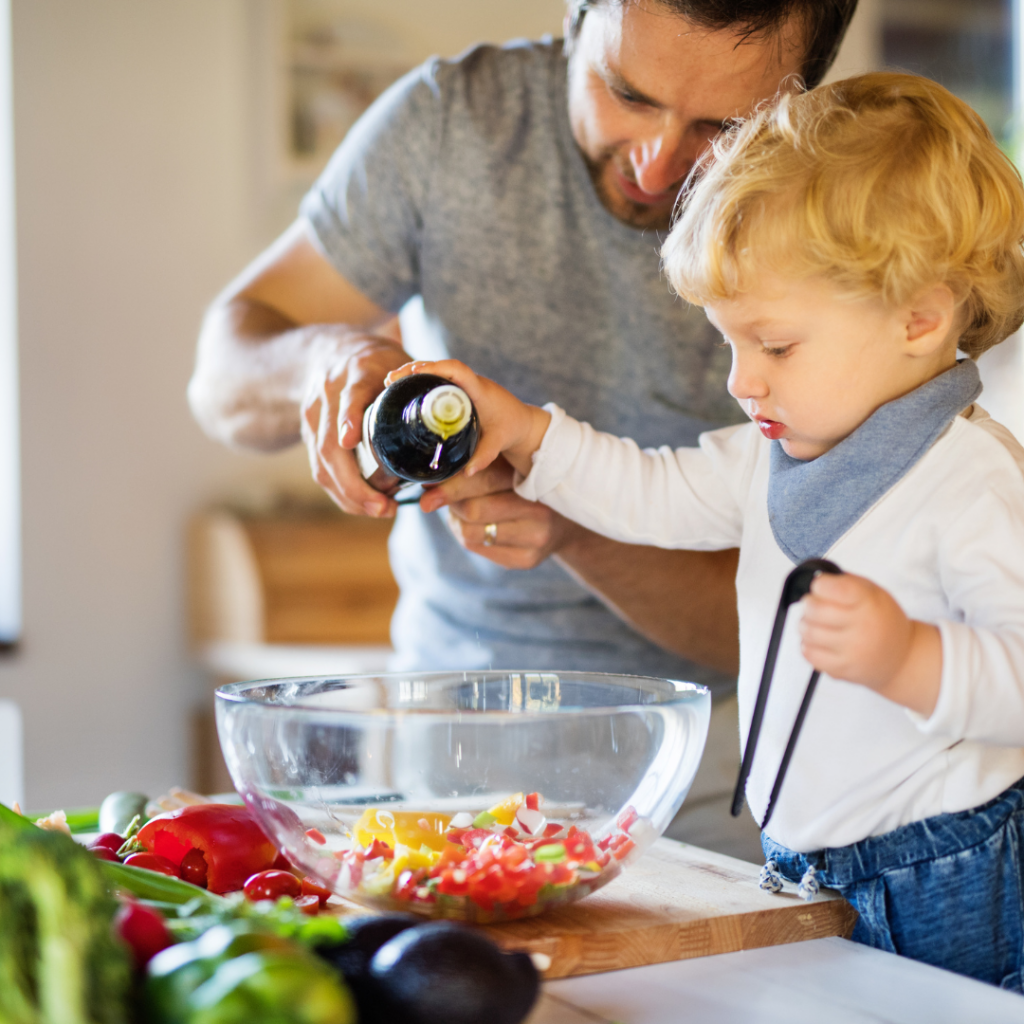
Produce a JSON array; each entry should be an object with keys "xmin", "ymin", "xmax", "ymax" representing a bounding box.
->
[
  {"xmin": 799, "ymin": 573, "xmax": 942, "ymax": 716},
  {"xmin": 385, "ymin": 359, "xmax": 551, "ymax": 479}
]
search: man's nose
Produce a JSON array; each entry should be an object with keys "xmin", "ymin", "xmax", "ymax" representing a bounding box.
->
[{"xmin": 629, "ymin": 129, "xmax": 692, "ymax": 196}]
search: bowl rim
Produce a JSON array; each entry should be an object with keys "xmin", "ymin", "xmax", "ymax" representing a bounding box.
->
[{"xmin": 214, "ymin": 669, "xmax": 710, "ymax": 715}]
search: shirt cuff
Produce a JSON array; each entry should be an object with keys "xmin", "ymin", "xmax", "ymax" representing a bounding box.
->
[
  {"xmin": 906, "ymin": 620, "xmax": 962, "ymax": 736},
  {"xmin": 513, "ymin": 404, "xmax": 585, "ymax": 501}
]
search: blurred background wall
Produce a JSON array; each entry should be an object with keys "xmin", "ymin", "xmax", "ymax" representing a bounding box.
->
[{"xmin": 0, "ymin": 0, "xmax": 1016, "ymax": 811}]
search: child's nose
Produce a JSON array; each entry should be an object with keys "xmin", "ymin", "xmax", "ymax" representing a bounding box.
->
[{"xmin": 727, "ymin": 359, "xmax": 768, "ymax": 401}]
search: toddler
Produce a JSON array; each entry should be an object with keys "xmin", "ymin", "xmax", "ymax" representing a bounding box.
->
[{"xmin": 389, "ymin": 73, "xmax": 1024, "ymax": 988}]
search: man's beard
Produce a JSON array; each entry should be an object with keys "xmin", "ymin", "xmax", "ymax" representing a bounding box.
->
[{"xmin": 578, "ymin": 146, "xmax": 680, "ymax": 231}]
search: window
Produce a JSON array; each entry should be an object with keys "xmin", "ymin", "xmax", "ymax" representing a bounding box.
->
[{"xmin": 0, "ymin": 0, "xmax": 17, "ymax": 649}]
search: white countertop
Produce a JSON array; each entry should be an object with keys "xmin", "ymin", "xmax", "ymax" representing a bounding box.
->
[{"xmin": 528, "ymin": 936, "xmax": 1024, "ymax": 1024}]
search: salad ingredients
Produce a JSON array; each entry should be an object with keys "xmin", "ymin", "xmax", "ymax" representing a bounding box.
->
[
  {"xmin": 352, "ymin": 809, "xmax": 451, "ymax": 853},
  {"xmin": 369, "ymin": 921, "xmax": 539, "ymax": 1024},
  {"xmin": 300, "ymin": 876, "xmax": 333, "ymax": 908},
  {"xmin": 0, "ymin": 806, "xmax": 132, "ymax": 1024},
  {"xmin": 115, "ymin": 900, "xmax": 174, "ymax": 968},
  {"xmin": 90, "ymin": 832, "xmax": 129, "ymax": 855},
  {"xmin": 180, "ymin": 849, "xmax": 209, "ymax": 888},
  {"xmin": 99, "ymin": 791, "xmax": 150, "ymax": 836},
  {"xmin": 138, "ymin": 805, "xmax": 277, "ymax": 894},
  {"xmin": 243, "ymin": 870, "xmax": 301, "ymax": 903},
  {"xmin": 125, "ymin": 852, "xmax": 182, "ymax": 877},
  {"xmin": 338, "ymin": 793, "xmax": 645, "ymax": 921},
  {"xmin": 34, "ymin": 808, "xmax": 72, "ymax": 835},
  {"xmin": 146, "ymin": 922, "xmax": 355, "ymax": 1024}
]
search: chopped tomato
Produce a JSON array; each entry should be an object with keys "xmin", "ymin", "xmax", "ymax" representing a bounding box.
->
[
  {"xmin": 301, "ymin": 876, "xmax": 334, "ymax": 907},
  {"xmin": 243, "ymin": 869, "xmax": 302, "ymax": 902}
]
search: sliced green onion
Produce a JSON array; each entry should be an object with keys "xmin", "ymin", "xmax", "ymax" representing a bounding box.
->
[
  {"xmin": 472, "ymin": 810, "xmax": 497, "ymax": 828},
  {"xmin": 101, "ymin": 860, "xmax": 225, "ymax": 909}
]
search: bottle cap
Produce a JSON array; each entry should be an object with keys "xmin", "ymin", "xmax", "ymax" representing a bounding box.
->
[{"xmin": 420, "ymin": 385, "xmax": 472, "ymax": 439}]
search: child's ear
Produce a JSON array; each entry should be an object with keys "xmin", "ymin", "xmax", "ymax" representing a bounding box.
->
[{"xmin": 903, "ymin": 284, "xmax": 958, "ymax": 356}]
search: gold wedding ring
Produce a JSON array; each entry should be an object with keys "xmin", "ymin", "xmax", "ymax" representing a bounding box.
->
[{"xmin": 483, "ymin": 522, "xmax": 498, "ymax": 547}]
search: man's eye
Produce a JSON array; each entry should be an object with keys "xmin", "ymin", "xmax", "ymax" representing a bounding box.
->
[{"xmin": 614, "ymin": 86, "xmax": 646, "ymax": 106}]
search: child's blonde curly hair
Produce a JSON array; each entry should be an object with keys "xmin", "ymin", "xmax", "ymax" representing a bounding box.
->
[{"xmin": 662, "ymin": 72, "xmax": 1024, "ymax": 357}]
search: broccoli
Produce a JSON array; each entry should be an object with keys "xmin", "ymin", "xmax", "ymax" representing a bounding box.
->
[{"xmin": 0, "ymin": 814, "xmax": 132, "ymax": 1024}]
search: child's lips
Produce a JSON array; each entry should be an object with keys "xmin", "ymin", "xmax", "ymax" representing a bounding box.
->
[{"xmin": 755, "ymin": 418, "xmax": 786, "ymax": 440}]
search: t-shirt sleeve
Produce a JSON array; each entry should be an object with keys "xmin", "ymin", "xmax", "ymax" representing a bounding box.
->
[
  {"xmin": 299, "ymin": 61, "xmax": 445, "ymax": 313},
  {"xmin": 914, "ymin": 460, "xmax": 1024, "ymax": 746},
  {"xmin": 514, "ymin": 404, "xmax": 752, "ymax": 549}
]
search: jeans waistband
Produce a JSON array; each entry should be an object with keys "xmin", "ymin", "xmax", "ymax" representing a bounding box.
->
[{"xmin": 764, "ymin": 775, "xmax": 1024, "ymax": 886}]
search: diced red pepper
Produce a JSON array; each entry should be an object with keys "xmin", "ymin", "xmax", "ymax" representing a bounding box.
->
[
  {"xmin": 612, "ymin": 838, "xmax": 636, "ymax": 861},
  {"xmin": 137, "ymin": 804, "xmax": 278, "ymax": 895},
  {"xmin": 458, "ymin": 828, "xmax": 497, "ymax": 850},
  {"xmin": 364, "ymin": 838, "xmax": 394, "ymax": 861},
  {"xmin": 305, "ymin": 828, "xmax": 327, "ymax": 845},
  {"xmin": 616, "ymin": 806, "xmax": 639, "ymax": 832}
]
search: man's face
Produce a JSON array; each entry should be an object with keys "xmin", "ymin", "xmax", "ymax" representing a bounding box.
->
[{"xmin": 567, "ymin": 1, "xmax": 806, "ymax": 230}]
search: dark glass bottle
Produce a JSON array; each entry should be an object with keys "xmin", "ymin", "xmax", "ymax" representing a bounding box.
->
[{"xmin": 356, "ymin": 374, "xmax": 479, "ymax": 502}]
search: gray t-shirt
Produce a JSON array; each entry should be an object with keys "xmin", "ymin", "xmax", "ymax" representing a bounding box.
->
[{"xmin": 301, "ymin": 39, "xmax": 745, "ymax": 692}]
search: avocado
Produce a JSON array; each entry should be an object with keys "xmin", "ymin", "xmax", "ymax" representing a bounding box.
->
[{"xmin": 369, "ymin": 921, "xmax": 539, "ymax": 1024}]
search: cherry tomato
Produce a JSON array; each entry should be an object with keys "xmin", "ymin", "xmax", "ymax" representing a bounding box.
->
[
  {"xmin": 243, "ymin": 869, "xmax": 301, "ymax": 902},
  {"xmin": 301, "ymin": 876, "xmax": 333, "ymax": 907},
  {"xmin": 294, "ymin": 894, "xmax": 320, "ymax": 915},
  {"xmin": 114, "ymin": 900, "xmax": 172, "ymax": 968},
  {"xmin": 179, "ymin": 847, "xmax": 209, "ymax": 888},
  {"xmin": 124, "ymin": 852, "xmax": 181, "ymax": 877},
  {"xmin": 90, "ymin": 846, "xmax": 119, "ymax": 862},
  {"xmin": 89, "ymin": 832, "xmax": 125, "ymax": 855}
]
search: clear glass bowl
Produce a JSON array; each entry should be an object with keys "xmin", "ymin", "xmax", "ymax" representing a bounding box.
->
[{"xmin": 216, "ymin": 671, "xmax": 710, "ymax": 923}]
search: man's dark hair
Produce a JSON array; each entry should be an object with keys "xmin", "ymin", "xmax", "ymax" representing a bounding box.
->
[{"xmin": 566, "ymin": 1, "xmax": 859, "ymax": 89}]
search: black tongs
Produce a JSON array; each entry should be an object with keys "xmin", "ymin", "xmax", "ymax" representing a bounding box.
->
[{"xmin": 731, "ymin": 558, "xmax": 842, "ymax": 829}]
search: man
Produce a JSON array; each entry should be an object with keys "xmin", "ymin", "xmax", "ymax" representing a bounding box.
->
[{"xmin": 189, "ymin": 0, "xmax": 856, "ymax": 851}]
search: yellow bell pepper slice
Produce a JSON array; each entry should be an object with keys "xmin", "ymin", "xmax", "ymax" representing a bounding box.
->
[
  {"xmin": 487, "ymin": 792, "xmax": 525, "ymax": 826},
  {"xmin": 352, "ymin": 808, "xmax": 452, "ymax": 852}
]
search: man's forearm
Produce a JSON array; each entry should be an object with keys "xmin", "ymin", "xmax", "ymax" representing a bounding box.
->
[
  {"xmin": 189, "ymin": 299, "xmax": 395, "ymax": 453},
  {"xmin": 555, "ymin": 529, "xmax": 740, "ymax": 673}
]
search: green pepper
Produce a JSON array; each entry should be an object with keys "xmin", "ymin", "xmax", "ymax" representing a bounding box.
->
[
  {"xmin": 145, "ymin": 922, "xmax": 297, "ymax": 1024},
  {"xmin": 188, "ymin": 950, "xmax": 356, "ymax": 1024}
]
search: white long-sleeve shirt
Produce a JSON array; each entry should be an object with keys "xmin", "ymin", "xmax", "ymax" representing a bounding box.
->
[{"xmin": 516, "ymin": 403, "xmax": 1024, "ymax": 852}]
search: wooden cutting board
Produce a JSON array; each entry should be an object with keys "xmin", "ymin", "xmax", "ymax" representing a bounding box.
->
[
  {"xmin": 483, "ymin": 839, "xmax": 857, "ymax": 978},
  {"xmin": 331, "ymin": 838, "xmax": 857, "ymax": 980}
]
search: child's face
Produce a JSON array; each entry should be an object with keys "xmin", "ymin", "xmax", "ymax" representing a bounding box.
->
[{"xmin": 705, "ymin": 274, "xmax": 955, "ymax": 461}]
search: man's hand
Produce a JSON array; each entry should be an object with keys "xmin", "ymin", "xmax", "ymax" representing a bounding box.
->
[
  {"xmin": 301, "ymin": 330, "xmax": 409, "ymax": 518},
  {"xmin": 419, "ymin": 457, "xmax": 578, "ymax": 570},
  {"xmin": 800, "ymin": 572, "xmax": 942, "ymax": 715}
]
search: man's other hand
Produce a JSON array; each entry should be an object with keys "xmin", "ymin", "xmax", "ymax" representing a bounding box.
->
[{"xmin": 419, "ymin": 457, "xmax": 577, "ymax": 569}]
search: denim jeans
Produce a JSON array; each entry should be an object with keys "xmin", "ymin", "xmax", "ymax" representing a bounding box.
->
[{"xmin": 762, "ymin": 776, "xmax": 1024, "ymax": 992}]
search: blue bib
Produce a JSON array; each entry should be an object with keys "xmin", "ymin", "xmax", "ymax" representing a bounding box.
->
[{"xmin": 768, "ymin": 360, "xmax": 983, "ymax": 564}]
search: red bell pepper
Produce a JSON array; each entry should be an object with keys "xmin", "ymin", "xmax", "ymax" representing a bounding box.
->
[{"xmin": 137, "ymin": 803, "xmax": 277, "ymax": 894}]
